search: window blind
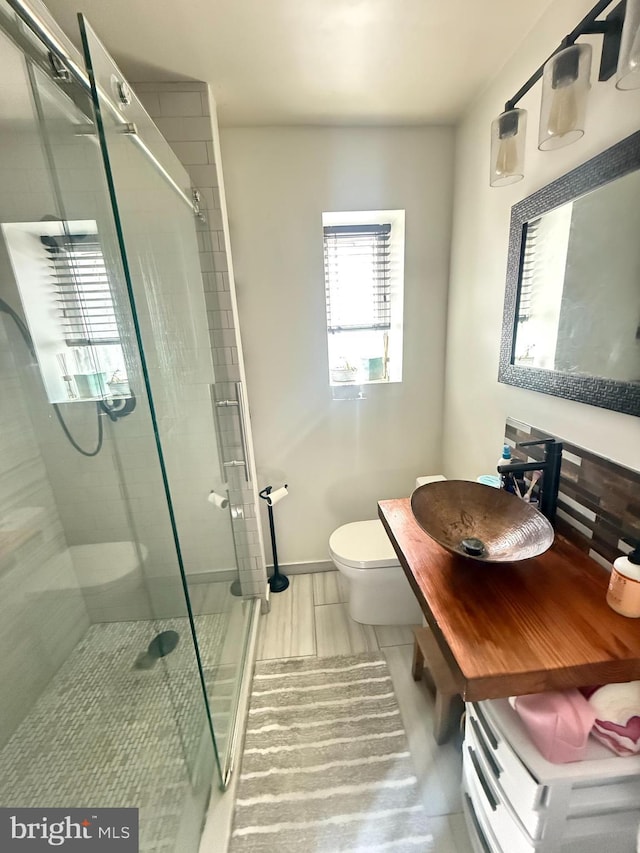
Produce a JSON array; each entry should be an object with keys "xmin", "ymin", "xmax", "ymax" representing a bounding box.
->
[
  {"xmin": 518, "ymin": 218, "xmax": 540, "ymax": 323},
  {"xmin": 43, "ymin": 234, "xmax": 120, "ymax": 347},
  {"xmin": 323, "ymin": 223, "xmax": 391, "ymax": 332}
]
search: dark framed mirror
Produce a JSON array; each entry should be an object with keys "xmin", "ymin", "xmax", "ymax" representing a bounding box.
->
[{"xmin": 498, "ymin": 130, "xmax": 640, "ymax": 418}]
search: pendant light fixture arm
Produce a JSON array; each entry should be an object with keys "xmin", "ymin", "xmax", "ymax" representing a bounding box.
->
[
  {"xmin": 504, "ymin": 0, "xmax": 625, "ymax": 113},
  {"xmin": 491, "ymin": 0, "xmax": 638, "ymax": 186}
]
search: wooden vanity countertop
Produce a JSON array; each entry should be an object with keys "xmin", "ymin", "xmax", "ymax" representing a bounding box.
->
[{"xmin": 378, "ymin": 498, "xmax": 640, "ymax": 701}]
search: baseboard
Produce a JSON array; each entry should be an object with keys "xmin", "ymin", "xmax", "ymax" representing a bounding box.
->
[
  {"xmin": 186, "ymin": 569, "xmax": 238, "ymax": 584},
  {"xmin": 187, "ymin": 563, "xmax": 334, "ymax": 584},
  {"xmin": 268, "ymin": 560, "xmax": 335, "ymax": 575}
]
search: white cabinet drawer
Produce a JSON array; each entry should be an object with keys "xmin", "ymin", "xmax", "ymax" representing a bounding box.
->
[
  {"xmin": 463, "ymin": 742, "xmax": 535, "ymax": 853},
  {"xmin": 569, "ymin": 776, "xmax": 640, "ymax": 817},
  {"xmin": 462, "ymin": 783, "xmax": 500, "ymax": 853},
  {"xmin": 468, "ymin": 701, "xmax": 547, "ymax": 814},
  {"xmin": 466, "ymin": 712, "xmax": 544, "ymax": 840},
  {"xmin": 476, "ymin": 697, "xmax": 640, "ymax": 783},
  {"xmin": 466, "ymin": 698, "xmax": 640, "ymax": 853}
]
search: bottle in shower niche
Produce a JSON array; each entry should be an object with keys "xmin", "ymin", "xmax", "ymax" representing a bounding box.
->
[{"xmin": 606, "ymin": 544, "xmax": 640, "ymax": 618}]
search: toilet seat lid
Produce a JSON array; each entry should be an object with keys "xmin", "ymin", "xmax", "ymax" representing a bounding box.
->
[{"xmin": 329, "ymin": 520, "xmax": 399, "ymax": 569}]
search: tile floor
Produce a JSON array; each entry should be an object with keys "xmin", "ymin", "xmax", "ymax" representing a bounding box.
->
[
  {"xmin": 0, "ymin": 578, "xmax": 251, "ymax": 853},
  {"xmin": 0, "ymin": 615, "xmax": 227, "ymax": 852},
  {"xmin": 252, "ymin": 571, "xmax": 473, "ymax": 853}
]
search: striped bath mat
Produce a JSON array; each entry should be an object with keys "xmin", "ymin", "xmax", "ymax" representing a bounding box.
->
[{"xmin": 229, "ymin": 653, "xmax": 433, "ymax": 852}]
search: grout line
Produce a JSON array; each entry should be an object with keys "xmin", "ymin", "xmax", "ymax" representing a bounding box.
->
[
  {"xmin": 313, "ymin": 603, "xmax": 320, "ymax": 660},
  {"xmin": 308, "ymin": 588, "xmax": 318, "ymax": 659}
]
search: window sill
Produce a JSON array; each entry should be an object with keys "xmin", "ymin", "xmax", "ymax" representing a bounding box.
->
[
  {"xmin": 330, "ymin": 378, "xmax": 401, "ymax": 400},
  {"xmin": 329, "ymin": 377, "xmax": 400, "ymax": 388}
]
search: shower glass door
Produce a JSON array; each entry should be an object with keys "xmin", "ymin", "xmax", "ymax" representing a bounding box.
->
[
  {"xmin": 78, "ymin": 16, "xmax": 252, "ymax": 777},
  {"xmin": 0, "ymin": 2, "xmax": 219, "ymax": 851}
]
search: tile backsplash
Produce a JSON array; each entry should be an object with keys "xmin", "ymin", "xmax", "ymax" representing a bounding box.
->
[{"xmin": 505, "ymin": 417, "xmax": 640, "ymax": 571}]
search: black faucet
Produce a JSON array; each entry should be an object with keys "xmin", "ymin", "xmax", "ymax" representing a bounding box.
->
[{"xmin": 497, "ymin": 438, "xmax": 563, "ymax": 525}]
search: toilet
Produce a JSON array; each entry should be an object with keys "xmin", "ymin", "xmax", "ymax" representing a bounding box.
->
[
  {"xmin": 329, "ymin": 476, "xmax": 445, "ymax": 625},
  {"xmin": 69, "ymin": 541, "xmax": 150, "ymax": 622}
]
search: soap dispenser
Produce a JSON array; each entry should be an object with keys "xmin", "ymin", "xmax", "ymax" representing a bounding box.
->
[
  {"xmin": 606, "ymin": 543, "xmax": 640, "ymax": 618},
  {"xmin": 497, "ymin": 444, "xmax": 514, "ymax": 491}
]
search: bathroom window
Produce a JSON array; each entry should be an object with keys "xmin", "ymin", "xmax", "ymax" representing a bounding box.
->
[
  {"xmin": 3, "ymin": 220, "xmax": 128, "ymax": 403},
  {"xmin": 513, "ymin": 205, "xmax": 572, "ymax": 370},
  {"xmin": 47, "ymin": 230, "xmax": 128, "ymax": 399},
  {"xmin": 48, "ymin": 233, "xmax": 119, "ymax": 347},
  {"xmin": 322, "ymin": 210, "xmax": 404, "ymax": 391}
]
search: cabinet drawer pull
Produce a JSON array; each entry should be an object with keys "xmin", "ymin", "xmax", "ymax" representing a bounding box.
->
[
  {"xmin": 468, "ymin": 746, "xmax": 498, "ymax": 812},
  {"xmin": 470, "ymin": 716, "xmax": 502, "ymax": 779},
  {"xmin": 464, "ymin": 793, "xmax": 493, "ymax": 853},
  {"xmin": 472, "ymin": 702, "xmax": 498, "ymax": 750}
]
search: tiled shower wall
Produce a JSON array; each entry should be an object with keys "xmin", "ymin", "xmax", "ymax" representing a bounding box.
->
[
  {"xmin": 1, "ymin": 103, "xmax": 242, "ymax": 621},
  {"xmin": 0, "ymin": 320, "xmax": 89, "ymax": 749},
  {"xmin": 0, "ymin": 122, "xmax": 92, "ymax": 747},
  {"xmin": 133, "ymin": 82, "xmax": 268, "ymax": 600},
  {"xmin": 505, "ymin": 417, "xmax": 640, "ymax": 571}
]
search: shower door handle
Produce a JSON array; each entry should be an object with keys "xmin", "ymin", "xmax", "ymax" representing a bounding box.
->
[
  {"xmin": 209, "ymin": 384, "xmax": 228, "ymax": 482},
  {"xmin": 235, "ymin": 381, "xmax": 251, "ymax": 483},
  {"xmin": 212, "ymin": 381, "xmax": 251, "ymax": 483}
]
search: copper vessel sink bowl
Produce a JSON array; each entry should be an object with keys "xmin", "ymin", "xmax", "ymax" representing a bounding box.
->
[{"xmin": 410, "ymin": 480, "xmax": 554, "ymax": 563}]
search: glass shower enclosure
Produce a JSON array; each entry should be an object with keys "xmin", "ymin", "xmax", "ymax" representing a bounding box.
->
[{"xmin": 0, "ymin": 1, "xmax": 256, "ymax": 850}]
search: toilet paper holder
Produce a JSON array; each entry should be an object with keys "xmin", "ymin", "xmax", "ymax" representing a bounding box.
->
[{"xmin": 259, "ymin": 484, "xmax": 289, "ymax": 593}]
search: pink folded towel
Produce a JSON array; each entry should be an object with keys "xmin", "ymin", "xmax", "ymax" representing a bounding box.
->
[
  {"xmin": 581, "ymin": 682, "xmax": 640, "ymax": 756},
  {"xmin": 511, "ymin": 690, "xmax": 596, "ymax": 763}
]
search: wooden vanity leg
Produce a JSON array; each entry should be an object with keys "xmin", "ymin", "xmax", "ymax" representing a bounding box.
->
[
  {"xmin": 433, "ymin": 692, "xmax": 461, "ymax": 745},
  {"xmin": 433, "ymin": 692, "xmax": 450, "ymax": 745},
  {"xmin": 412, "ymin": 636, "xmax": 424, "ymax": 681},
  {"xmin": 412, "ymin": 626, "xmax": 463, "ymax": 744}
]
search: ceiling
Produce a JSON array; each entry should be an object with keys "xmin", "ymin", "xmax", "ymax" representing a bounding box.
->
[{"xmin": 45, "ymin": 0, "xmax": 556, "ymax": 126}]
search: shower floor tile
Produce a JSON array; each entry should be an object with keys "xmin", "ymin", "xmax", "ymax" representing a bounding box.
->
[{"xmin": 0, "ymin": 614, "xmax": 229, "ymax": 852}]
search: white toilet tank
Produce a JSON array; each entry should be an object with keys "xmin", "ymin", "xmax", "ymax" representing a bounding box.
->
[
  {"xmin": 329, "ymin": 521, "xmax": 424, "ymax": 625},
  {"xmin": 329, "ymin": 520, "xmax": 399, "ymax": 570},
  {"xmin": 415, "ymin": 475, "xmax": 446, "ymax": 488},
  {"xmin": 70, "ymin": 541, "xmax": 148, "ymax": 590},
  {"xmin": 327, "ymin": 475, "xmax": 446, "ymax": 625},
  {"xmin": 69, "ymin": 541, "xmax": 149, "ymax": 623}
]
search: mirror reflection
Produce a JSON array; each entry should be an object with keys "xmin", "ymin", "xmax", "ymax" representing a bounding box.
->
[{"xmin": 513, "ymin": 169, "xmax": 640, "ymax": 383}]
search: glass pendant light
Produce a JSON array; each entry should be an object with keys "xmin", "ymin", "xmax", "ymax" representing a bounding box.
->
[
  {"xmin": 538, "ymin": 43, "xmax": 592, "ymax": 151},
  {"xmin": 617, "ymin": 0, "xmax": 640, "ymax": 90},
  {"xmin": 490, "ymin": 108, "xmax": 527, "ymax": 186}
]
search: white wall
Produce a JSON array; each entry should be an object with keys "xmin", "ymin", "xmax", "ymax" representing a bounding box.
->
[
  {"xmin": 220, "ymin": 127, "xmax": 454, "ymax": 564},
  {"xmin": 444, "ymin": 0, "xmax": 640, "ymax": 481}
]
